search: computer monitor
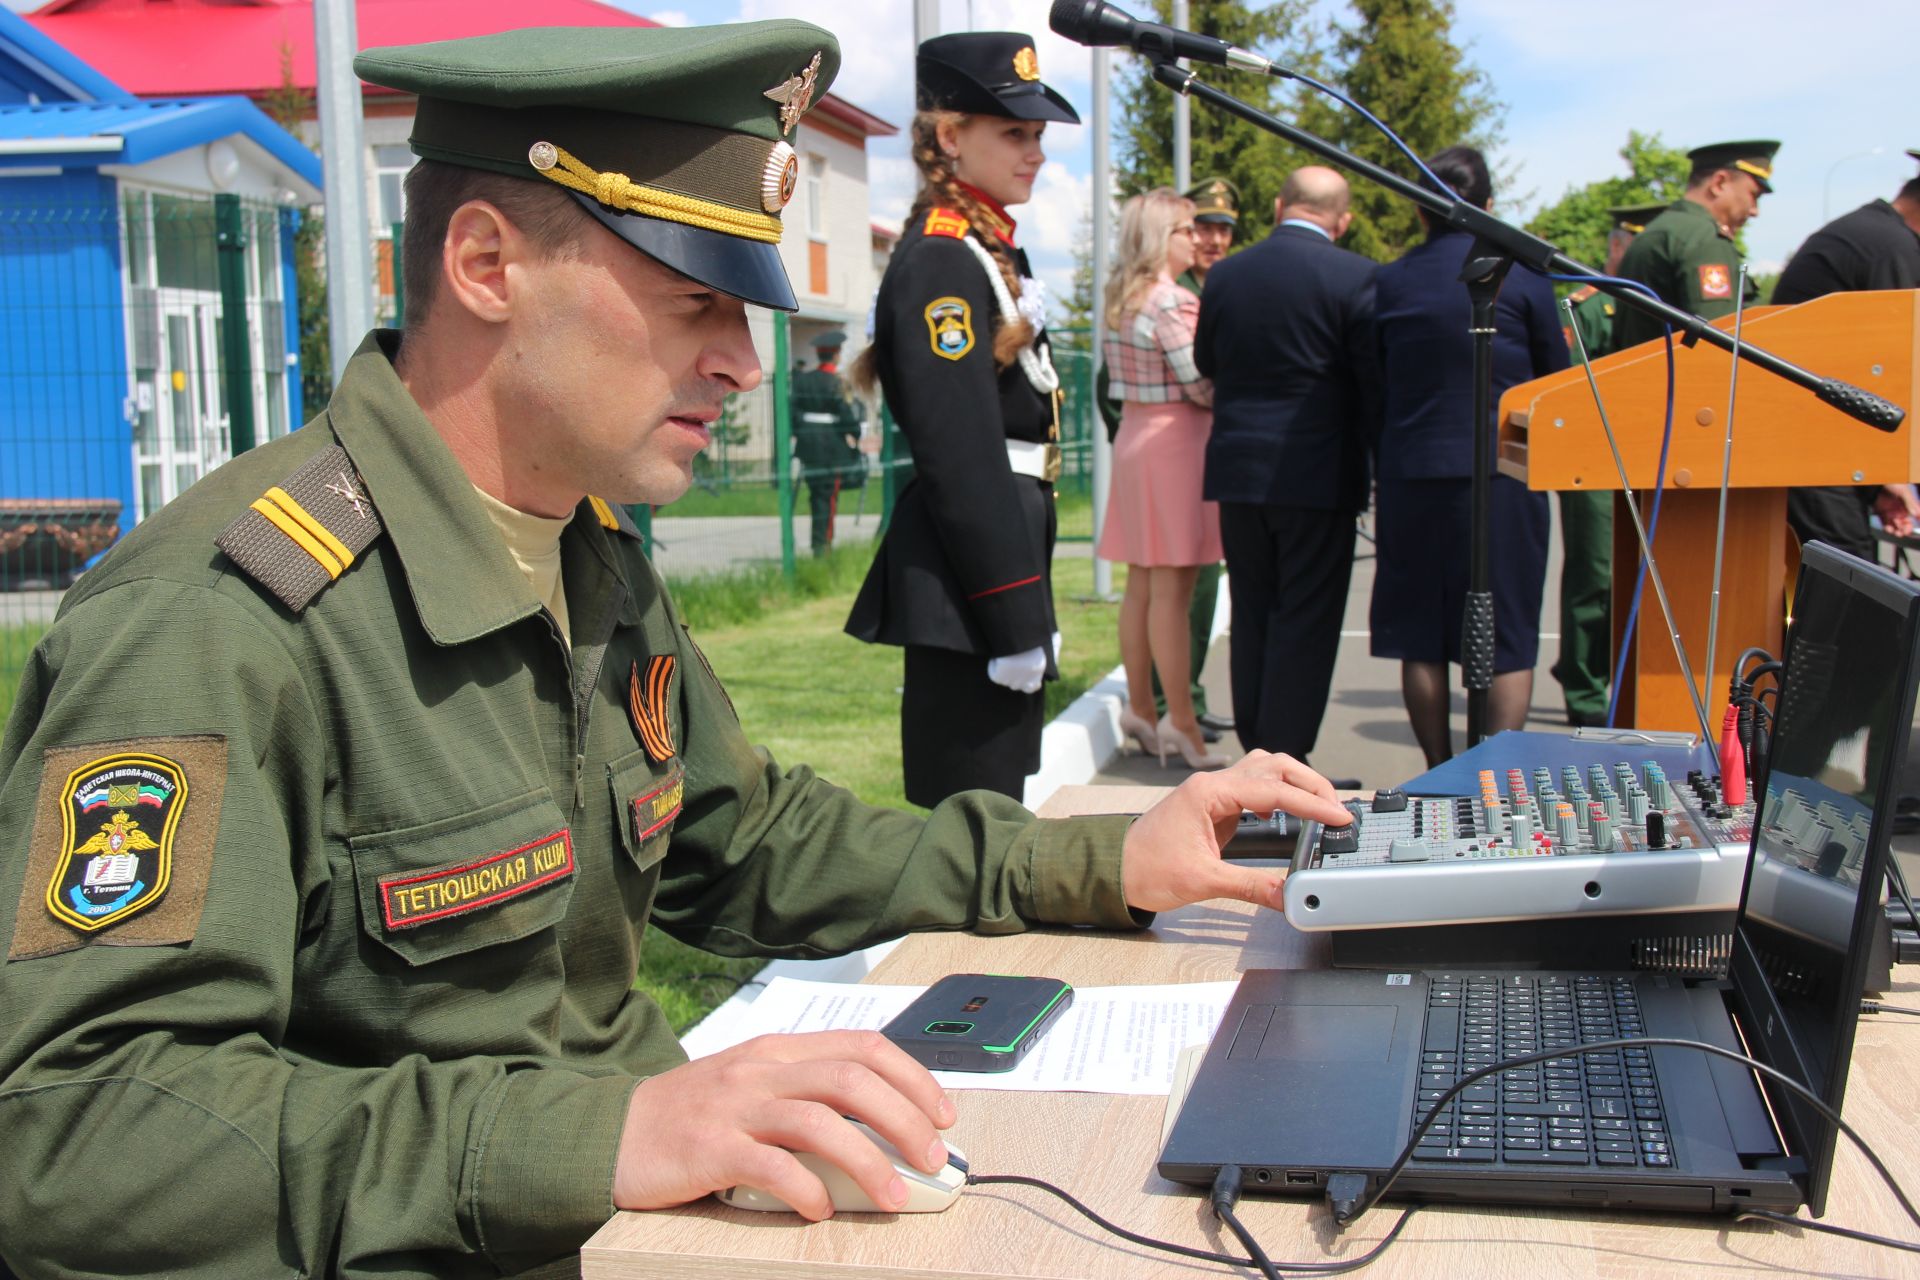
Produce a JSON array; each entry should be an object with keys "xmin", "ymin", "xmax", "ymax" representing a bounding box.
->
[{"xmin": 1732, "ymin": 542, "xmax": 1920, "ymax": 1216}]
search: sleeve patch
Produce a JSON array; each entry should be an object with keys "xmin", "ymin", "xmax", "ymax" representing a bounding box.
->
[
  {"xmin": 1698, "ymin": 263, "xmax": 1732, "ymax": 298},
  {"xmin": 9, "ymin": 736, "xmax": 226, "ymax": 961},
  {"xmin": 923, "ymin": 208, "xmax": 971, "ymax": 239},
  {"xmin": 924, "ymin": 296, "xmax": 976, "ymax": 361}
]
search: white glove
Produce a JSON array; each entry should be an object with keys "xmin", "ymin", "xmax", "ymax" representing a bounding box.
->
[{"xmin": 987, "ymin": 645, "xmax": 1047, "ymax": 695}]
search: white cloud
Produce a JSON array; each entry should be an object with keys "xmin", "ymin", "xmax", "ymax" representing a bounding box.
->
[{"xmin": 645, "ymin": 9, "xmax": 693, "ymax": 24}]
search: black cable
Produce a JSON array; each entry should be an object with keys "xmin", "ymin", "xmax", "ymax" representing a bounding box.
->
[
  {"xmin": 1215, "ymin": 1197, "xmax": 1284, "ymax": 1280},
  {"xmin": 1336, "ymin": 1035, "xmax": 1920, "ymax": 1236},
  {"xmin": 1885, "ymin": 860, "xmax": 1920, "ymax": 960},
  {"xmin": 968, "ymin": 1173, "xmax": 1250, "ymax": 1268},
  {"xmin": 1737, "ymin": 1207, "xmax": 1920, "ymax": 1253},
  {"xmin": 967, "ymin": 1170, "xmax": 1422, "ymax": 1275},
  {"xmin": 1862, "ymin": 1001, "xmax": 1920, "ymax": 1017}
]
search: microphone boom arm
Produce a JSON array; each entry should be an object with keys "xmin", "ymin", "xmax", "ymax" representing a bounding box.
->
[{"xmin": 1148, "ymin": 60, "xmax": 1906, "ymax": 432}]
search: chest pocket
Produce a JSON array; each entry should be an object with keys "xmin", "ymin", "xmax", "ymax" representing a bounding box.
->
[
  {"xmin": 612, "ymin": 747, "xmax": 682, "ymax": 874},
  {"xmin": 349, "ymin": 790, "xmax": 575, "ymax": 968}
]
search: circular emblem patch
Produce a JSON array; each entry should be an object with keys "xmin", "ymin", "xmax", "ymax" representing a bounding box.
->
[{"xmin": 762, "ymin": 141, "xmax": 799, "ymax": 213}]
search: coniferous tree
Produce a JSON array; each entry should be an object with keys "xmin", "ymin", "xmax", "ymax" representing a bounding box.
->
[
  {"xmin": 1291, "ymin": 0, "xmax": 1505, "ymax": 263},
  {"xmin": 1112, "ymin": 0, "xmax": 1312, "ymax": 227}
]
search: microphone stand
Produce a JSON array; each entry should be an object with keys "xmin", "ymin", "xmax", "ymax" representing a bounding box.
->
[{"xmin": 1146, "ymin": 58, "xmax": 1905, "ymax": 748}]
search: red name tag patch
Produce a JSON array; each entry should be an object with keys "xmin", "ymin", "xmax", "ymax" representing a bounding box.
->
[
  {"xmin": 632, "ymin": 769, "xmax": 685, "ymax": 845},
  {"xmin": 378, "ymin": 830, "xmax": 575, "ymax": 930}
]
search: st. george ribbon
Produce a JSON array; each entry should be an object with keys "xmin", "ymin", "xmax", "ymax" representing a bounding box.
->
[{"xmin": 1048, "ymin": 0, "xmax": 1274, "ymax": 73}]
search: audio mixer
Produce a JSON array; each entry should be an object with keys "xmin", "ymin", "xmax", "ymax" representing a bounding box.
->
[{"xmin": 1280, "ymin": 761, "xmax": 1758, "ymax": 931}]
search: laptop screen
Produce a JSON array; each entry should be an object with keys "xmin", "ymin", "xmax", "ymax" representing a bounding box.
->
[{"xmin": 1734, "ymin": 543, "xmax": 1920, "ymax": 1214}]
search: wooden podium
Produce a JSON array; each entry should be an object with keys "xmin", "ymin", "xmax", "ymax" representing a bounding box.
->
[{"xmin": 1498, "ymin": 289, "xmax": 1918, "ymax": 734}]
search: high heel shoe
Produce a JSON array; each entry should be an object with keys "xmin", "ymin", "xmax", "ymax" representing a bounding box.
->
[
  {"xmin": 1156, "ymin": 715, "xmax": 1230, "ymax": 770},
  {"xmin": 1118, "ymin": 709, "xmax": 1163, "ymax": 759}
]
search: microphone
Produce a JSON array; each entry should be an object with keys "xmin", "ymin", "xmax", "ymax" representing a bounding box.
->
[{"xmin": 1048, "ymin": 0, "xmax": 1275, "ymax": 74}]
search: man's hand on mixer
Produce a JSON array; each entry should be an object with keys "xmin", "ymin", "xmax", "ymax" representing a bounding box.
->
[{"xmin": 1120, "ymin": 751, "xmax": 1353, "ymax": 913}]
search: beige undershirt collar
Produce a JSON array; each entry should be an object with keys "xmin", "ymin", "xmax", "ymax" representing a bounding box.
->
[{"xmin": 470, "ymin": 484, "xmax": 573, "ymax": 644}]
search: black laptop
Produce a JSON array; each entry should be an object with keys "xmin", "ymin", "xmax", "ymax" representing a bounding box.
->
[{"xmin": 1159, "ymin": 543, "xmax": 1920, "ymax": 1217}]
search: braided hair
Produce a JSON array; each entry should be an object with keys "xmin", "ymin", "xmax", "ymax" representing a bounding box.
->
[{"xmin": 851, "ymin": 110, "xmax": 1035, "ymax": 394}]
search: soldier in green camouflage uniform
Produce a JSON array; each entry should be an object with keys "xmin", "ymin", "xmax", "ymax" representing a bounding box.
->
[
  {"xmin": 791, "ymin": 329, "xmax": 864, "ymax": 554},
  {"xmin": 1551, "ymin": 201, "xmax": 1665, "ymax": 725},
  {"xmin": 0, "ymin": 24, "xmax": 1351, "ymax": 1280}
]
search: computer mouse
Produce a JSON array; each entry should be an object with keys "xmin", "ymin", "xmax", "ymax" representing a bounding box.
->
[{"xmin": 714, "ymin": 1118, "xmax": 968, "ymax": 1214}]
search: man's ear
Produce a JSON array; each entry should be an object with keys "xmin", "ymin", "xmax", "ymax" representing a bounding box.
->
[
  {"xmin": 440, "ymin": 200, "xmax": 518, "ymax": 325},
  {"xmin": 1334, "ymin": 211, "xmax": 1353, "ymax": 240}
]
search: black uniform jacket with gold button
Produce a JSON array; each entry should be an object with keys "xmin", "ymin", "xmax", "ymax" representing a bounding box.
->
[
  {"xmin": 845, "ymin": 210, "xmax": 1058, "ymax": 661},
  {"xmin": 0, "ymin": 332, "xmax": 1140, "ymax": 1279}
]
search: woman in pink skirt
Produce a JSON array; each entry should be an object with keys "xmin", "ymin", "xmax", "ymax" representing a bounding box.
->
[{"xmin": 1098, "ymin": 188, "xmax": 1227, "ymax": 769}]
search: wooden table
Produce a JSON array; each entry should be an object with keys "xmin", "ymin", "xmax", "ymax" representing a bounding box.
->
[{"xmin": 583, "ymin": 785, "xmax": 1920, "ymax": 1278}]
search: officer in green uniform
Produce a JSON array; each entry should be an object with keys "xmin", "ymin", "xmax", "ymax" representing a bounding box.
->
[
  {"xmin": 0, "ymin": 23, "xmax": 1352, "ymax": 1279},
  {"xmin": 1551, "ymin": 201, "xmax": 1665, "ymax": 726},
  {"xmin": 791, "ymin": 329, "xmax": 864, "ymax": 554},
  {"xmin": 1612, "ymin": 140, "xmax": 1777, "ymax": 353}
]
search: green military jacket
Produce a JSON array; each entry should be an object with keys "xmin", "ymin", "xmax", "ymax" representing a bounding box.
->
[
  {"xmin": 1564, "ymin": 284, "xmax": 1614, "ymax": 358},
  {"xmin": 790, "ymin": 366, "xmax": 863, "ymax": 482},
  {"xmin": 0, "ymin": 331, "xmax": 1140, "ymax": 1279},
  {"xmin": 1611, "ymin": 197, "xmax": 1756, "ymax": 352}
]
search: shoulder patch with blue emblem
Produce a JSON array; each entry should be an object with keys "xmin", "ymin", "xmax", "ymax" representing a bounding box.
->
[{"xmin": 925, "ymin": 296, "xmax": 975, "ymax": 361}]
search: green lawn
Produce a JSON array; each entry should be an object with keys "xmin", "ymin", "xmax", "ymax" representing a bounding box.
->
[
  {"xmin": 0, "ymin": 622, "xmax": 47, "ymax": 723},
  {"xmin": 638, "ymin": 537, "xmax": 1124, "ymax": 1030}
]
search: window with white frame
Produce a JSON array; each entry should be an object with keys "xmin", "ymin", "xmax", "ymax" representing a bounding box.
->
[{"xmin": 805, "ymin": 154, "xmax": 826, "ymax": 241}]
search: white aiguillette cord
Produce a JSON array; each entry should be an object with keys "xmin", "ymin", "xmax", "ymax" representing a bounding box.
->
[{"xmin": 958, "ymin": 233, "xmax": 1059, "ymax": 396}]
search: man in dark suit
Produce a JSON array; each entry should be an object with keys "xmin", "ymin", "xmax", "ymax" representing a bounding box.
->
[{"xmin": 1196, "ymin": 166, "xmax": 1380, "ymax": 765}]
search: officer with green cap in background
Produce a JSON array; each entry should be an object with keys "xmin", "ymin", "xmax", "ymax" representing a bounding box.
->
[
  {"xmin": 1612, "ymin": 140, "xmax": 1778, "ymax": 352},
  {"xmin": 791, "ymin": 328, "xmax": 864, "ymax": 554},
  {"xmin": 0, "ymin": 20, "xmax": 1352, "ymax": 1279},
  {"xmin": 1551, "ymin": 200, "xmax": 1665, "ymax": 726}
]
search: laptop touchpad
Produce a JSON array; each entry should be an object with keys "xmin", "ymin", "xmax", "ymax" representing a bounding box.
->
[{"xmin": 1254, "ymin": 1004, "xmax": 1397, "ymax": 1063}]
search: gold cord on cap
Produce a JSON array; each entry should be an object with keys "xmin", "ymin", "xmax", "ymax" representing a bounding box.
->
[{"xmin": 528, "ymin": 141, "xmax": 784, "ymax": 243}]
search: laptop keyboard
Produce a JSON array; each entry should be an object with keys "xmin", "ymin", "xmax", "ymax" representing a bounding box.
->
[{"xmin": 1412, "ymin": 975, "xmax": 1671, "ymax": 1168}]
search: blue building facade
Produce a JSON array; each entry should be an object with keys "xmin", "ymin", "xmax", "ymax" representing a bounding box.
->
[{"xmin": 0, "ymin": 9, "xmax": 320, "ymax": 586}]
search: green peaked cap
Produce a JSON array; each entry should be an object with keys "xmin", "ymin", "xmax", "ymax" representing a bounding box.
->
[{"xmin": 355, "ymin": 22, "xmax": 842, "ymax": 311}]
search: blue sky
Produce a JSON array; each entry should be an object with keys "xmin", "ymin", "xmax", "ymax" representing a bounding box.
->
[
  {"xmin": 14, "ymin": 0, "xmax": 1914, "ymax": 311},
  {"xmin": 623, "ymin": 0, "xmax": 1919, "ymax": 310}
]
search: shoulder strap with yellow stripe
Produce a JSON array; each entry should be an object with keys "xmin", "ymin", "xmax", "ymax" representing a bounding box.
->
[
  {"xmin": 586, "ymin": 495, "xmax": 644, "ymax": 540},
  {"xmin": 216, "ymin": 444, "xmax": 384, "ymax": 614}
]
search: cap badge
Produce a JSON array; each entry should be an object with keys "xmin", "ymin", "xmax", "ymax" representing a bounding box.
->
[
  {"xmin": 528, "ymin": 141, "xmax": 558, "ymax": 172},
  {"xmin": 762, "ymin": 141, "xmax": 799, "ymax": 213},
  {"xmin": 1013, "ymin": 46, "xmax": 1041, "ymax": 81},
  {"xmin": 764, "ymin": 51, "xmax": 823, "ymax": 137}
]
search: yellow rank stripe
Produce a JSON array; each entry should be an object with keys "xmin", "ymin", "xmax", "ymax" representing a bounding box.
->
[
  {"xmin": 252, "ymin": 487, "xmax": 354, "ymax": 579},
  {"xmin": 1733, "ymin": 158, "xmax": 1772, "ymax": 182},
  {"xmin": 588, "ymin": 496, "xmax": 620, "ymax": 530}
]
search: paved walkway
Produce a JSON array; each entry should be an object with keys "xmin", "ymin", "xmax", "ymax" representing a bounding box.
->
[{"xmin": 1091, "ymin": 513, "xmax": 1580, "ymax": 791}]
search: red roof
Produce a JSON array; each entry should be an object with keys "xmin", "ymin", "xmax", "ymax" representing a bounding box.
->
[{"xmin": 26, "ymin": 0, "xmax": 895, "ymax": 136}]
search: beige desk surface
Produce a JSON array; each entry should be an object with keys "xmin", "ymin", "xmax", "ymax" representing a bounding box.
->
[{"xmin": 583, "ymin": 785, "xmax": 1920, "ymax": 1279}]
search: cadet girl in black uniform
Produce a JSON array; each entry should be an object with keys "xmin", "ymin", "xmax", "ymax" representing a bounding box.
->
[{"xmin": 846, "ymin": 32, "xmax": 1078, "ymax": 808}]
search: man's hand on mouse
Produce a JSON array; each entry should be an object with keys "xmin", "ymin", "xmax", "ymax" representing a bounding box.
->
[
  {"xmin": 612, "ymin": 1029, "xmax": 953, "ymax": 1220},
  {"xmin": 1121, "ymin": 749, "xmax": 1353, "ymax": 913}
]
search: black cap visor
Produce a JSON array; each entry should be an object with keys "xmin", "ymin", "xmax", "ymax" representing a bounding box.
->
[
  {"xmin": 571, "ymin": 192, "xmax": 798, "ymax": 311},
  {"xmin": 991, "ymin": 80, "xmax": 1081, "ymax": 124}
]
